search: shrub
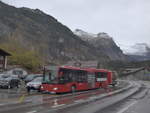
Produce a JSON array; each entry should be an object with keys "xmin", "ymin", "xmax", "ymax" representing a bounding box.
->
[{"xmin": 0, "ymin": 43, "xmax": 43, "ymax": 72}]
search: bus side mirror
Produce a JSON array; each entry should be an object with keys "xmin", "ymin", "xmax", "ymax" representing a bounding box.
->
[{"xmin": 49, "ymin": 72, "xmax": 52, "ymax": 80}]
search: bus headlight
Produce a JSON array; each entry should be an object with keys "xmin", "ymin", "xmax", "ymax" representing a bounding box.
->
[
  {"xmin": 41, "ymin": 86, "xmax": 44, "ymax": 89},
  {"xmin": 53, "ymin": 87, "xmax": 58, "ymax": 90}
]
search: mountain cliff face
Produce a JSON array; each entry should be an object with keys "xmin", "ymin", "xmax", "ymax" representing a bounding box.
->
[
  {"xmin": 0, "ymin": 1, "xmax": 110, "ymax": 64},
  {"xmin": 74, "ymin": 29, "xmax": 127, "ymax": 61}
]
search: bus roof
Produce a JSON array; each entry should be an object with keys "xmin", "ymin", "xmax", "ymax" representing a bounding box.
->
[
  {"xmin": 60, "ymin": 66, "xmax": 85, "ymax": 71},
  {"xmin": 60, "ymin": 66, "xmax": 110, "ymax": 73},
  {"xmin": 83, "ymin": 68, "xmax": 110, "ymax": 72},
  {"xmin": 45, "ymin": 65, "xmax": 111, "ymax": 73}
]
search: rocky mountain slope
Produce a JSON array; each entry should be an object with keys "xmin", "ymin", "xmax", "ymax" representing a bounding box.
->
[
  {"xmin": 74, "ymin": 29, "xmax": 127, "ymax": 61},
  {"xmin": 0, "ymin": 1, "xmax": 110, "ymax": 64}
]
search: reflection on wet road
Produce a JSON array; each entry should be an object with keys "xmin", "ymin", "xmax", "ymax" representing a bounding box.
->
[
  {"xmin": 42, "ymin": 88, "xmax": 113, "ymax": 108},
  {"xmin": 0, "ymin": 81, "xmax": 133, "ymax": 113}
]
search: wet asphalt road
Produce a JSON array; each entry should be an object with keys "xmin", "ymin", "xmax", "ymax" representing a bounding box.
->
[
  {"xmin": 0, "ymin": 86, "xmax": 119, "ymax": 113},
  {"xmin": 94, "ymin": 81, "xmax": 150, "ymax": 113},
  {"xmin": 115, "ymin": 81, "xmax": 150, "ymax": 113},
  {"xmin": 0, "ymin": 80, "xmax": 149, "ymax": 113}
]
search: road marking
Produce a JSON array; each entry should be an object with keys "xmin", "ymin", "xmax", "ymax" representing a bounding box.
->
[
  {"xmin": 26, "ymin": 110, "xmax": 37, "ymax": 113},
  {"xmin": 74, "ymin": 99, "xmax": 84, "ymax": 103},
  {"xmin": 51, "ymin": 104, "xmax": 65, "ymax": 108},
  {"xmin": 19, "ymin": 94, "xmax": 26, "ymax": 103},
  {"xmin": 117, "ymin": 101, "xmax": 138, "ymax": 113}
]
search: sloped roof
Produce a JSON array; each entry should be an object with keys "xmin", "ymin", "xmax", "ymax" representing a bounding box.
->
[{"xmin": 0, "ymin": 49, "xmax": 11, "ymax": 56}]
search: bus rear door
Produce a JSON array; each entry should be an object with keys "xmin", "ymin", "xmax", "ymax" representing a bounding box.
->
[{"xmin": 87, "ymin": 72, "xmax": 96, "ymax": 89}]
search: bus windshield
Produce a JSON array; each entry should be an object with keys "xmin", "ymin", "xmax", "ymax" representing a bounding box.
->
[
  {"xmin": 43, "ymin": 66, "xmax": 58, "ymax": 84},
  {"xmin": 43, "ymin": 72, "xmax": 66, "ymax": 84}
]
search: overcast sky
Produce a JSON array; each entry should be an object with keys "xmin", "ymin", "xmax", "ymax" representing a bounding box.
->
[{"xmin": 2, "ymin": 0, "xmax": 150, "ymax": 53}]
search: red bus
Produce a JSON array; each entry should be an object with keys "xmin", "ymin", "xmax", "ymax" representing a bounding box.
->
[{"xmin": 40, "ymin": 66, "xmax": 114, "ymax": 93}]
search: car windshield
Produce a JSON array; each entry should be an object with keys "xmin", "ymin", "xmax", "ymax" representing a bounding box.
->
[
  {"xmin": 2, "ymin": 75, "xmax": 10, "ymax": 78},
  {"xmin": 32, "ymin": 77, "xmax": 43, "ymax": 82},
  {"xmin": 5, "ymin": 77, "xmax": 12, "ymax": 80},
  {"xmin": 26, "ymin": 74, "xmax": 36, "ymax": 80}
]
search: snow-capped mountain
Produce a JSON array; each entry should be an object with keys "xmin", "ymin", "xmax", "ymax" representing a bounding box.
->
[
  {"xmin": 74, "ymin": 29, "xmax": 112, "ymax": 41},
  {"xmin": 126, "ymin": 43, "xmax": 150, "ymax": 56},
  {"xmin": 74, "ymin": 29, "xmax": 127, "ymax": 61},
  {"xmin": 125, "ymin": 43, "xmax": 150, "ymax": 61},
  {"xmin": 74, "ymin": 29, "xmax": 97, "ymax": 41}
]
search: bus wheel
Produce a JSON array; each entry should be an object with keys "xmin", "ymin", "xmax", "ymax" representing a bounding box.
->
[
  {"xmin": 71, "ymin": 86, "xmax": 76, "ymax": 93},
  {"xmin": 112, "ymin": 84, "xmax": 116, "ymax": 87}
]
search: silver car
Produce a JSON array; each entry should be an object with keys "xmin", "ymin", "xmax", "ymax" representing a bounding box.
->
[{"xmin": 26, "ymin": 77, "xmax": 43, "ymax": 92}]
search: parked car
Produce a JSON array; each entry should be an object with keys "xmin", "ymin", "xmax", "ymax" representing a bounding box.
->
[
  {"xmin": 0, "ymin": 74, "xmax": 20, "ymax": 89},
  {"xmin": 0, "ymin": 74, "xmax": 5, "ymax": 81},
  {"xmin": 24, "ymin": 74, "xmax": 42, "ymax": 83},
  {"xmin": 6, "ymin": 68, "xmax": 28, "ymax": 79},
  {"xmin": 0, "ymin": 74, "xmax": 4, "ymax": 78},
  {"xmin": 26, "ymin": 77, "xmax": 43, "ymax": 92}
]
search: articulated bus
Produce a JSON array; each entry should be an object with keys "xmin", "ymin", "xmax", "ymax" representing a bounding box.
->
[{"xmin": 40, "ymin": 66, "xmax": 115, "ymax": 93}]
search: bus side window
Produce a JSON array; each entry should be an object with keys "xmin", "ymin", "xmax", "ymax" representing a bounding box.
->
[
  {"xmin": 96, "ymin": 72, "xmax": 107, "ymax": 81},
  {"xmin": 68, "ymin": 71, "xmax": 74, "ymax": 82},
  {"xmin": 102, "ymin": 72, "xmax": 107, "ymax": 78},
  {"xmin": 76, "ymin": 71, "xmax": 87, "ymax": 83},
  {"xmin": 60, "ymin": 70, "xmax": 71, "ymax": 83},
  {"xmin": 71, "ymin": 71, "xmax": 76, "ymax": 82},
  {"xmin": 82, "ymin": 72, "xmax": 87, "ymax": 82}
]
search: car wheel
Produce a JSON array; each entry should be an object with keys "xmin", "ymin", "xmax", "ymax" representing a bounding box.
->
[
  {"xmin": 8, "ymin": 85, "xmax": 11, "ymax": 89},
  {"xmin": 27, "ymin": 86, "xmax": 31, "ymax": 93},
  {"xmin": 38, "ymin": 89, "xmax": 41, "ymax": 92}
]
